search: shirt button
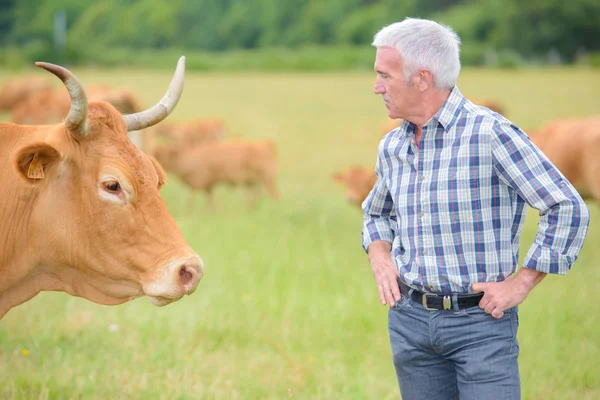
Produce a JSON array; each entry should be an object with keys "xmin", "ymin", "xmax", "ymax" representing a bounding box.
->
[
  {"xmin": 420, "ymin": 212, "xmax": 424, "ymax": 217},
  {"xmin": 422, "ymin": 250, "xmax": 427, "ymax": 255},
  {"xmin": 421, "ymin": 175, "xmax": 425, "ymax": 180}
]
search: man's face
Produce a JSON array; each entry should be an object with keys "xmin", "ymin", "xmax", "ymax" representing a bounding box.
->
[{"xmin": 373, "ymin": 46, "xmax": 417, "ymax": 120}]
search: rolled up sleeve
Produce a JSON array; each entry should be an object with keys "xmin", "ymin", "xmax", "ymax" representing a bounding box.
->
[
  {"xmin": 361, "ymin": 152, "xmax": 396, "ymax": 253},
  {"xmin": 491, "ymin": 122, "xmax": 590, "ymax": 274}
]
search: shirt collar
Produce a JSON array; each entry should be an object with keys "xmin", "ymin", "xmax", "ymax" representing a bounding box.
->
[{"xmin": 431, "ymin": 86, "xmax": 466, "ymax": 131}]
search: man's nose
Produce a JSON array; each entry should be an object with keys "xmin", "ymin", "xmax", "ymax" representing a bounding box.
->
[{"xmin": 374, "ymin": 81, "xmax": 385, "ymax": 95}]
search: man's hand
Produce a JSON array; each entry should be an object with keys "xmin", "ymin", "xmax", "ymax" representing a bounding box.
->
[
  {"xmin": 472, "ymin": 267, "xmax": 547, "ymax": 319},
  {"xmin": 367, "ymin": 241, "xmax": 401, "ymax": 306}
]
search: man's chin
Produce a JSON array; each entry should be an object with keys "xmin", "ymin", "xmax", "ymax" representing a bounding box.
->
[{"xmin": 388, "ymin": 110, "xmax": 401, "ymax": 120}]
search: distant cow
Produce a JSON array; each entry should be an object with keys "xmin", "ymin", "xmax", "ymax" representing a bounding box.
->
[
  {"xmin": 528, "ymin": 116, "xmax": 600, "ymax": 202},
  {"xmin": 0, "ymin": 57, "xmax": 204, "ymax": 319},
  {"xmin": 333, "ymin": 166, "xmax": 377, "ymax": 209},
  {"xmin": 154, "ymin": 139, "xmax": 279, "ymax": 211},
  {"xmin": 0, "ymin": 76, "xmax": 53, "ymax": 111},
  {"xmin": 156, "ymin": 118, "xmax": 226, "ymax": 147}
]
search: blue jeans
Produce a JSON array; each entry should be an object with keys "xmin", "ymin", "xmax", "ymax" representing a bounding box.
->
[{"xmin": 388, "ymin": 295, "xmax": 520, "ymax": 399}]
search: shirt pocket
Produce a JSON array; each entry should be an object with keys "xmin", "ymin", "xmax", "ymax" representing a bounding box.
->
[{"xmin": 452, "ymin": 173, "xmax": 480, "ymax": 206}]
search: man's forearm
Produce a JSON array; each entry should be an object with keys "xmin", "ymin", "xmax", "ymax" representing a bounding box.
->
[
  {"xmin": 368, "ymin": 240, "xmax": 392, "ymax": 265},
  {"xmin": 515, "ymin": 266, "xmax": 547, "ymax": 292}
]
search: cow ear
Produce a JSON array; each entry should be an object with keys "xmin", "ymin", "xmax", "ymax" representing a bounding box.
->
[
  {"xmin": 148, "ymin": 156, "xmax": 167, "ymax": 190},
  {"xmin": 14, "ymin": 143, "xmax": 61, "ymax": 184}
]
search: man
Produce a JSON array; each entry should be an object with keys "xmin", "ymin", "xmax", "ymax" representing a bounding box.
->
[{"xmin": 362, "ymin": 18, "xmax": 589, "ymax": 399}]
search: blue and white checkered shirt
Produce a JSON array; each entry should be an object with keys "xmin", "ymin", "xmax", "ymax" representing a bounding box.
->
[{"xmin": 362, "ymin": 87, "xmax": 590, "ymax": 294}]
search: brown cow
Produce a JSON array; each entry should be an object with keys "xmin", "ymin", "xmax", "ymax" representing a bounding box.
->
[
  {"xmin": 154, "ymin": 139, "xmax": 279, "ymax": 211},
  {"xmin": 156, "ymin": 118, "xmax": 226, "ymax": 147},
  {"xmin": 0, "ymin": 76, "xmax": 53, "ymax": 111},
  {"xmin": 528, "ymin": 116, "xmax": 600, "ymax": 201},
  {"xmin": 0, "ymin": 57, "xmax": 204, "ymax": 319},
  {"xmin": 333, "ymin": 166, "xmax": 377, "ymax": 209}
]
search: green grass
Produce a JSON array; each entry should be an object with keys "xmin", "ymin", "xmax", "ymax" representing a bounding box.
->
[{"xmin": 0, "ymin": 66, "xmax": 599, "ymax": 399}]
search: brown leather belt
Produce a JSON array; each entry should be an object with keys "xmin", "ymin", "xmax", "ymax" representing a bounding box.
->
[{"xmin": 398, "ymin": 279, "xmax": 483, "ymax": 311}]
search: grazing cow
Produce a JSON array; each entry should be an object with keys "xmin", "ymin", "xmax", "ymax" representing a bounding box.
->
[
  {"xmin": 156, "ymin": 118, "xmax": 226, "ymax": 147},
  {"xmin": 0, "ymin": 76, "xmax": 53, "ymax": 111},
  {"xmin": 333, "ymin": 166, "xmax": 377, "ymax": 209},
  {"xmin": 154, "ymin": 139, "xmax": 279, "ymax": 211},
  {"xmin": 0, "ymin": 57, "xmax": 204, "ymax": 319},
  {"xmin": 528, "ymin": 116, "xmax": 600, "ymax": 201}
]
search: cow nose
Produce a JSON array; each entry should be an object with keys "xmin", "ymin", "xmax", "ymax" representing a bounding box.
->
[{"xmin": 178, "ymin": 256, "xmax": 204, "ymax": 294}]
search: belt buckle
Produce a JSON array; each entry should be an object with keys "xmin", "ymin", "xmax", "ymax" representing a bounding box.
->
[
  {"xmin": 422, "ymin": 293, "xmax": 437, "ymax": 311},
  {"xmin": 422, "ymin": 293, "xmax": 452, "ymax": 311}
]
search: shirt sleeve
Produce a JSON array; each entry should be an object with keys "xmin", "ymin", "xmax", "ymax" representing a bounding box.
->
[
  {"xmin": 491, "ymin": 122, "xmax": 590, "ymax": 274},
  {"xmin": 361, "ymin": 141, "xmax": 397, "ymax": 253}
]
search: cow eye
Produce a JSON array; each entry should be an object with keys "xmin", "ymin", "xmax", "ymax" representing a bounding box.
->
[{"xmin": 103, "ymin": 181, "xmax": 121, "ymax": 193}]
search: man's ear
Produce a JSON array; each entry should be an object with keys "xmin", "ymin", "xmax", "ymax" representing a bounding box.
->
[
  {"xmin": 149, "ymin": 156, "xmax": 167, "ymax": 190},
  {"xmin": 14, "ymin": 143, "xmax": 61, "ymax": 184},
  {"xmin": 417, "ymin": 68, "xmax": 433, "ymax": 91}
]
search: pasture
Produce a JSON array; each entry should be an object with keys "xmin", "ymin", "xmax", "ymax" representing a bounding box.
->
[{"xmin": 0, "ymin": 66, "xmax": 599, "ymax": 399}]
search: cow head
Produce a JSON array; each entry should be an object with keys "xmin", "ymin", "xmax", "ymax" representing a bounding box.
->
[
  {"xmin": 13, "ymin": 57, "xmax": 203, "ymax": 307},
  {"xmin": 333, "ymin": 166, "xmax": 377, "ymax": 208}
]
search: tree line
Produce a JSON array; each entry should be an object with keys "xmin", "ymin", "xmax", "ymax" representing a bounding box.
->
[{"xmin": 1, "ymin": 0, "xmax": 598, "ymax": 69}]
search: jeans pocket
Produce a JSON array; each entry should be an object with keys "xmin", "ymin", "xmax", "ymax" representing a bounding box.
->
[
  {"xmin": 391, "ymin": 295, "xmax": 411, "ymax": 312},
  {"xmin": 463, "ymin": 305, "xmax": 517, "ymax": 320}
]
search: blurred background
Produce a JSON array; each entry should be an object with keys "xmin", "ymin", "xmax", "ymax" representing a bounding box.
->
[
  {"xmin": 0, "ymin": 0, "xmax": 599, "ymax": 70},
  {"xmin": 0, "ymin": 1, "xmax": 599, "ymax": 400}
]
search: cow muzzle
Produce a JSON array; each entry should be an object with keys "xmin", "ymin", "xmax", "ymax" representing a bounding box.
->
[{"xmin": 144, "ymin": 254, "xmax": 204, "ymax": 306}]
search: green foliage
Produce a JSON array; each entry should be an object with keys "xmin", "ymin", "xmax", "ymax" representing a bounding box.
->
[{"xmin": 0, "ymin": 0, "xmax": 599, "ymax": 69}]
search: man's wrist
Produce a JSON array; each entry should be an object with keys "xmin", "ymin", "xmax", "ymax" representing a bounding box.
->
[
  {"xmin": 367, "ymin": 241, "xmax": 393, "ymax": 266},
  {"xmin": 515, "ymin": 266, "xmax": 547, "ymax": 292}
]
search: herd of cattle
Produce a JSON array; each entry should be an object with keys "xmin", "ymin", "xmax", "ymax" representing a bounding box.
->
[
  {"xmin": 0, "ymin": 59, "xmax": 596, "ymax": 319},
  {"xmin": 0, "ymin": 70, "xmax": 281, "ymax": 213},
  {"xmin": 334, "ymin": 101, "xmax": 600, "ymax": 210}
]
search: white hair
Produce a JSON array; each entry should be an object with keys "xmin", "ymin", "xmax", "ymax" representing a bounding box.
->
[{"xmin": 372, "ymin": 18, "xmax": 461, "ymax": 89}]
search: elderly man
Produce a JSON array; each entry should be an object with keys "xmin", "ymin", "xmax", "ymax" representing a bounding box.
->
[{"xmin": 362, "ymin": 18, "xmax": 589, "ymax": 399}]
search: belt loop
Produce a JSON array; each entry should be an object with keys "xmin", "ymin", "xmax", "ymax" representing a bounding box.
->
[
  {"xmin": 452, "ymin": 294, "xmax": 459, "ymax": 312},
  {"xmin": 408, "ymin": 288, "xmax": 415, "ymax": 303}
]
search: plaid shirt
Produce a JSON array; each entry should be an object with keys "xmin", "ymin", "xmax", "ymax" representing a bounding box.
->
[{"xmin": 362, "ymin": 87, "xmax": 590, "ymax": 294}]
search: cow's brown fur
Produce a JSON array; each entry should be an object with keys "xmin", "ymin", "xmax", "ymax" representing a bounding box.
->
[
  {"xmin": 528, "ymin": 116, "xmax": 600, "ymax": 201},
  {"xmin": 11, "ymin": 85, "xmax": 144, "ymax": 125},
  {"xmin": 333, "ymin": 166, "xmax": 377, "ymax": 209},
  {"xmin": 0, "ymin": 77, "xmax": 53, "ymax": 110},
  {"xmin": 154, "ymin": 139, "xmax": 279, "ymax": 210},
  {"xmin": 156, "ymin": 118, "xmax": 226, "ymax": 147},
  {"xmin": 0, "ymin": 99, "xmax": 202, "ymax": 319}
]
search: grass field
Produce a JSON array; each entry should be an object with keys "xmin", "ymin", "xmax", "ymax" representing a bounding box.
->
[{"xmin": 0, "ymin": 65, "xmax": 599, "ymax": 399}]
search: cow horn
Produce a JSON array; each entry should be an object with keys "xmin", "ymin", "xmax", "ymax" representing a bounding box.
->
[
  {"xmin": 35, "ymin": 62, "xmax": 90, "ymax": 137},
  {"xmin": 123, "ymin": 56, "xmax": 186, "ymax": 132}
]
